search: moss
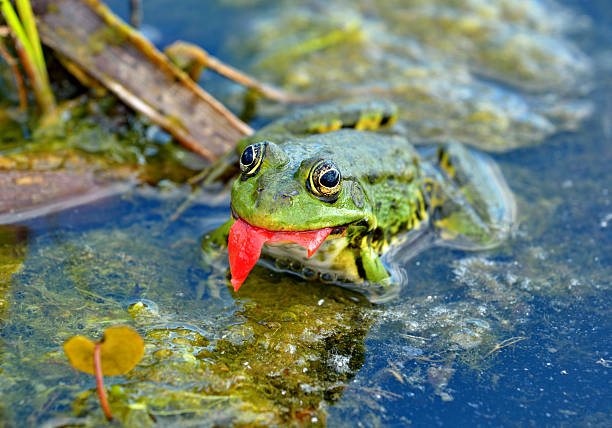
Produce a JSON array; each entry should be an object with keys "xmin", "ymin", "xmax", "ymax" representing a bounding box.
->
[
  {"xmin": 232, "ymin": 0, "xmax": 590, "ymax": 151},
  {"xmin": 0, "ymin": 93, "xmax": 205, "ymax": 184},
  {"xmin": 0, "ymin": 217, "xmax": 376, "ymax": 425}
]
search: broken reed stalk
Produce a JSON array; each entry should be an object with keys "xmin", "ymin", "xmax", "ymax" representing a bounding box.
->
[
  {"xmin": 93, "ymin": 342, "xmax": 113, "ymax": 421},
  {"xmin": 0, "ymin": 37, "xmax": 27, "ymax": 110},
  {"xmin": 484, "ymin": 336, "xmax": 527, "ymax": 358},
  {"xmin": 165, "ymin": 41, "xmax": 310, "ymax": 103},
  {"xmin": 203, "ymin": 54, "xmax": 309, "ymax": 103},
  {"xmin": 164, "ymin": 42, "xmax": 403, "ymax": 105},
  {"xmin": 1, "ymin": 0, "xmax": 55, "ymax": 115}
]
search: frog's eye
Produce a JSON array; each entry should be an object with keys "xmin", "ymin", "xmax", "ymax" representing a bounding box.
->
[
  {"xmin": 307, "ymin": 159, "xmax": 342, "ymax": 202},
  {"xmin": 239, "ymin": 142, "xmax": 266, "ymax": 177}
]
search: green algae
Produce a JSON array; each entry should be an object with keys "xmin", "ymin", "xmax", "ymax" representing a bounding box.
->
[
  {"xmin": 229, "ymin": 0, "xmax": 592, "ymax": 152},
  {"xmin": 0, "ymin": 210, "xmax": 375, "ymax": 425},
  {"xmin": 0, "ymin": 93, "xmax": 207, "ymax": 185}
]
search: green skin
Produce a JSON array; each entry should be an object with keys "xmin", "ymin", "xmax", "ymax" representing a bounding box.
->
[{"xmin": 203, "ymin": 101, "xmax": 516, "ymax": 300}]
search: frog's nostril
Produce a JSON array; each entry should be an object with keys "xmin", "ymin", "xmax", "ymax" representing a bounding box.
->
[
  {"xmin": 273, "ymin": 190, "xmax": 299, "ymax": 200},
  {"xmin": 257, "ymin": 186, "xmax": 265, "ymax": 193}
]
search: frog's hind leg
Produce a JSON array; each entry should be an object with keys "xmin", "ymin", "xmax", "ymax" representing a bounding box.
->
[
  {"xmin": 425, "ymin": 143, "xmax": 517, "ymax": 250},
  {"xmin": 261, "ymin": 100, "xmax": 398, "ymax": 136}
]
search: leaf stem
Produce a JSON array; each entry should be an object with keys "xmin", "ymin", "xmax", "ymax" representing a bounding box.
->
[{"xmin": 94, "ymin": 342, "xmax": 113, "ymax": 421}]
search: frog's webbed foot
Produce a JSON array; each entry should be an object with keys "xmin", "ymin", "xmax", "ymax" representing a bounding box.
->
[
  {"xmin": 424, "ymin": 143, "xmax": 517, "ymax": 250},
  {"xmin": 358, "ymin": 276, "xmax": 400, "ymax": 303},
  {"xmin": 360, "ymin": 246, "xmax": 390, "ymax": 283},
  {"xmin": 199, "ymin": 218, "xmax": 232, "ymax": 282}
]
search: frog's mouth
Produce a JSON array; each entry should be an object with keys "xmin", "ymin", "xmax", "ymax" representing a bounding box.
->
[{"xmin": 228, "ymin": 209, "xmax": 348, "ymax": 292}]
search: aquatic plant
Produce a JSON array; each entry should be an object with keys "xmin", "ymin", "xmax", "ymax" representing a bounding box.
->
[
  {"xmin": 1, "ymin": 0, "xmax": 55, "ymax": 115},
  {"xmin": 63, "ymin": 325, "xmax": 145, "ymax": 420}
]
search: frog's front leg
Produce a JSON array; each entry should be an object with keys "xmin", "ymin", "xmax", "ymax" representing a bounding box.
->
[
  {"xmin": 198, "ymin": 218, "xmax": 235, "ymax": 298},
  {"xmin": 357, "ymin": 246, "xmax": 400, "ymax": 303},
  {"xmin": 359, "ymin": 246, "xmax": 390, "ymax": 282},
  {"xmin": 201, "ymin": 218, "xmax": 234, "ymax": 257}
]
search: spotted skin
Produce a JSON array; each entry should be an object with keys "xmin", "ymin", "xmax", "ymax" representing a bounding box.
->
[{"xmin": 202, "ymin": 101, "xmax": 516, "ymax": 301}]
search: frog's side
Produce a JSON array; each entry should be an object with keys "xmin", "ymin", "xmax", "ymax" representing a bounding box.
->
[{"xmin": 202, "ymin": 101, "xmax": 516, "ymax": 302}]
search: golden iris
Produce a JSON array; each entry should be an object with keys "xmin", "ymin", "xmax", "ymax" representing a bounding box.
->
[
  {"xmin": 308, "ymin": 159, "xmax": 342, "ymax": 201},
  {"xmin": 239, "ymin": 142, "xmax": 266, "ymax": 177}
]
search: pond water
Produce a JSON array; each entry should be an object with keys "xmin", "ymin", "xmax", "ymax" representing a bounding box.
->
[{"xmin": 0, "ymin": 0, "xmax": 610, "ymax": 426}]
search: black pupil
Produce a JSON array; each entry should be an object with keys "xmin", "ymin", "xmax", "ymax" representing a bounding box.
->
[
  {"xmin": 241, "ymin": 147, "xmax": 254, "ymax": 166},
  {"xmin": 320, "ymin": 169, "xmax": 339, "ymax": 188}
]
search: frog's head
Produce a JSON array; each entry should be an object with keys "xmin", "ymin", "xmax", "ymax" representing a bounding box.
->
[
  {"xmin": 228, "ymin": 140, "xmax": 376, "ymax": 290},
  {"xmin": 232, "ymin": 140, "xmax": 376, "ymax": 230}
]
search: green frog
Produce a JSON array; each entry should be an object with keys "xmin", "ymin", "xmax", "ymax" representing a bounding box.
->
[{"xmin": 202, "ymin": 101, "xmax": 516, "ymax": 302}]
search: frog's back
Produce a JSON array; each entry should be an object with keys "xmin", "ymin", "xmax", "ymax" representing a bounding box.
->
[
  {"xmin": 273, "ymin": 130, "xmax": 517, "ymax": 254},
  {"xmin": 236, "ymin": 100, "xmax": 398, "ymax": 153},
  {"xmin": 276, "ymin": 130, "xmax": 419, "ymax": 179}
]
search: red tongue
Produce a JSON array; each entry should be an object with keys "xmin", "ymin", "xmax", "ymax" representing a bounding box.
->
[{"xmin": 228, "ymin": 218, "xmax": 333, "ymax": 291}]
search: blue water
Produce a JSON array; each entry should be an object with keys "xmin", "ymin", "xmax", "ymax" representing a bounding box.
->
[{"xmin": 110, "ymin": 1, "xmax": 612, "ymax": 425}]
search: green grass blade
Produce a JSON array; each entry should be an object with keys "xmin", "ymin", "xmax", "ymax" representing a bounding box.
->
[
  {"xmin": 15, "ymin": 0, "xmax": 46, "ymax": 79},
  {"xmin": 1, "ymin": 0, "xmax": 36, "ymax": 63},
  {"xmin": 1, "ymin": 0, "xmax": 55, "ymax": 115}
]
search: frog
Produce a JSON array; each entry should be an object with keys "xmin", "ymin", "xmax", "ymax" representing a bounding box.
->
[{"xmin": 201, "ymin": 100, "xmax": 516, "ymax": 302}]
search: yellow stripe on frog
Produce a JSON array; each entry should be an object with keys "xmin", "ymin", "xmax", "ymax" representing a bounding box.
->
[
  {"xmin": 438, "ymin": 148, "xmax": 456, "ymax": 178},
  {"xmin": 355, "ymin": 113, "xmax": 383, "ymax": 130},
  {"xmin": 310, "ymin": 119, "xmax": 343, "ymax": 134}
]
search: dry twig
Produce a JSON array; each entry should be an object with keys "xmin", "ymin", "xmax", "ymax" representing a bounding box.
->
[
  {"xmin": 0, "ymin": 35, "xmax": 28, "ymax": 110},
  {"xmin": 484, "ymin": 336, "xmax": 527, "ymax": 358}
]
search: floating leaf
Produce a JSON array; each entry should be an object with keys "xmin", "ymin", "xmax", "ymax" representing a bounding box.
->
[
  {"xmin": 64, "ymin": 325, "xmax": 144, "ymax": 376},
  {"xmin": 63, "ymin": 335, "xmax": 96, "ymax": 375}
]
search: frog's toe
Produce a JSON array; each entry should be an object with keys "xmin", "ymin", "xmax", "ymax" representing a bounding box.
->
[
  {"xmin": 367, "ymin": 277, "xmax": 400, "ymax": 304},
  {"xmin": 339, "ymin": 276, "xmax": 399, "ymax": 304}
]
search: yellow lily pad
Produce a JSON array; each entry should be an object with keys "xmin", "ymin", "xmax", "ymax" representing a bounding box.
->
[{"xmin": 63, "ymin": 325, "xmax": 144, "ymax": 376}]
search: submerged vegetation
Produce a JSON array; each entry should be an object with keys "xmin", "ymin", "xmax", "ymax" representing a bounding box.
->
[{"xmin": 234, "ymin": 0, "xmax": 592, "ymax": 151}]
